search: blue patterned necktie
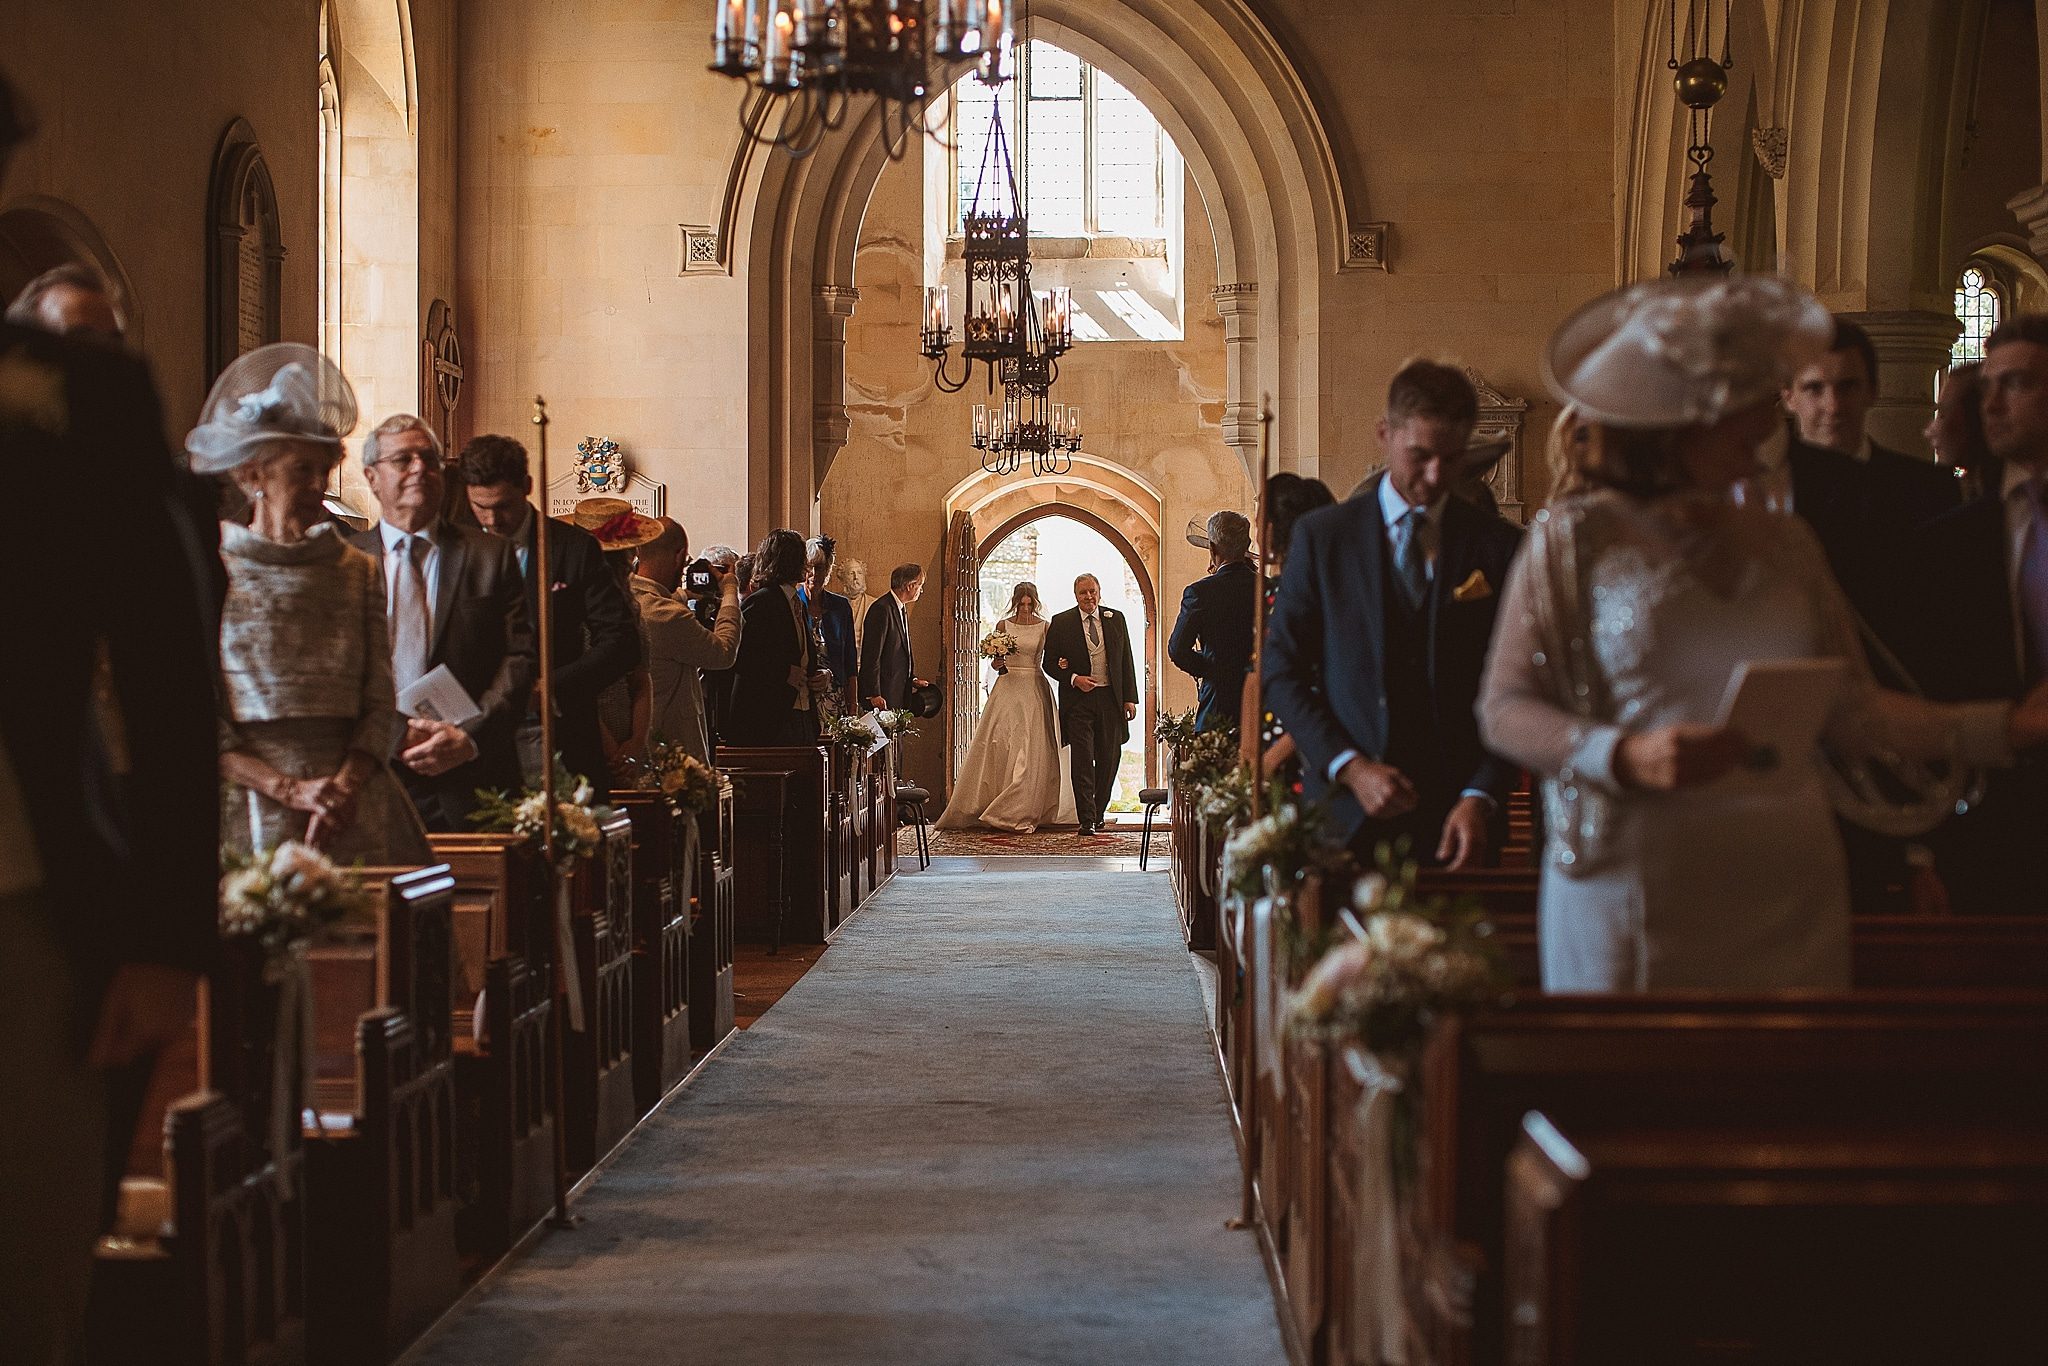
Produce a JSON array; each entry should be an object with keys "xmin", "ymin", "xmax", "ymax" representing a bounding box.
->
[
  {"xmin": 1394, "ymin": 506, "xmax": 1430, "ymax": 609},
  {"xmin": 2021, "ymin": 477, "xmax": 2048, "ymax": 683}
]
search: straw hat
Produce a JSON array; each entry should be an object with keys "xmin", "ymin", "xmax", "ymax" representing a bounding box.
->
[
  {"xmin": 1542, "ymin": 275, "xmax": 1832, "ymax": 430},
  {"xmin": 184, "ymin": 343, "xmax": 357, "ymax": 476},
  {"xmin": 567, "ymin": 496, "xmax": 662, "ymax": 551}
]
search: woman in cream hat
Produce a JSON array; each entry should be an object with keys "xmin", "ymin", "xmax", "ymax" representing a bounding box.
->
[
  {"xmin": 1477, "ymin": 276, "xmax": 2048, "ymax": 991},
  {"xmin": 199, "ymin": 343, "xmax": 431, "ymax": 862}
]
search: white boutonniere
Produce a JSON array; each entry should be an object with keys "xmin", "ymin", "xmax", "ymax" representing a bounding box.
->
[
  {"xmin": 0, "ymin": 350, "xmax": 68, "ymax": 436},
  {"xmin": 1101, "ymin": 608, "xmax": 1116, "ymax": 619}
]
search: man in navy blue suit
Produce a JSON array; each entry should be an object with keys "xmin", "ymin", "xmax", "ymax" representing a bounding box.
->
[
  {"xmin": 1169, "ymin": 510, "xmax": 1259, "ymax": 733},
  {"xmin": 1264, "ymin": 360, "xmax": 1523, "ymax": 867}
]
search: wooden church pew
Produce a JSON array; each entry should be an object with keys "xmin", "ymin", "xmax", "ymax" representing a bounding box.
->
[
  {"xmin": 691, "ymin": 774, "xmax": 739, "ymax": 1054},
  {"xmin": 1503, "ymin": 1111, "xmax": 2048, "ymax": 1365},
  {"xmin": 717, "ymin": 744, "xmax": 832, "ymax": 947},
  {"xmin": 1398, "ymin": 993, "xmax": 2048, "ymax": 1366},
  {"xmin": 91, "ymin": 937, "xmax": 309, "ymax": 1366},
  {"xmin": 562, "ymin": 809, "xmax": 638, "ymax": 1171},
  {"xmin": 825, "ymin": 743, "xmax": 858, "ymax": 929},
  {"xmin": 300, "ymin": 864, "xmax": 462, "ymax": 1364},
  {"xmin": 427, "ymin": 834, "xmax": 558, "ymax": 1257},
  {"xmin": 615, "ymin": 790, "xmax": 693, "ymax": 1113}
]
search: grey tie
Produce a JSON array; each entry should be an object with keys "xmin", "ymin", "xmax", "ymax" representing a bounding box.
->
[
  {"xmin": 391, "ymin": 534, "xmax": 431, "ymax": 693},
  {"xmin": 1086, "ymin": 612, "xmax": 1101, "ymax": 648},
  {"xmin": 1395, "ymin": 507, "xmax": 1430, "ymax": 609}
]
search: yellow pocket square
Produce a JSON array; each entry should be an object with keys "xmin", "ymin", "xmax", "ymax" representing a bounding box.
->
[{"xmin": 1451, "ymin": 569, "xmax": 1493, "ymax": 603}]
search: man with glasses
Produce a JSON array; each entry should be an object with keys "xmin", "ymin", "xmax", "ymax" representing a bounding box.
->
[{"xmin": 350, "ymin": 414, "xmax": 536, "ymax": 830}]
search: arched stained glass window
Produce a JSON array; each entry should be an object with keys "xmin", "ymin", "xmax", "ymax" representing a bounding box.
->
[{"xmin": 1953, "ymin": 264, "xmax": 2003, "ymax": 364}]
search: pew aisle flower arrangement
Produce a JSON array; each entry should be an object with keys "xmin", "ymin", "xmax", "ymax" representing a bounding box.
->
[
  {"xmin": 1285, "ymin": 856, "xmax": 1508, "ymax": 1058},
  {"xmin": 873, "ymin": 708, "xmax": 919, "ymax": 740},
  {"xmin": 471, "ymin": 766, "xmax": 612, "ymax": 863},
  {"xmin": 220, "ymin": 840, "xmax": 373, "ymax": 976},
  {"xmin": 824, "ymin": 709, "xmax": 921, "ymax": 759},
  {"xmin": 1154, "ymin": 707, "xmax": 1199, "ymax": 753},
  {"xmin": 632, "ymin": 739, "xmax": 721, "ymax": 816}
]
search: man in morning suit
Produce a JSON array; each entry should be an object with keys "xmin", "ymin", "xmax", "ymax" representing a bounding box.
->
[
  {"xmin": 0, "ymin": 68, "xmax": 221, "ymax": 1358},
  {"xmin": 727, "ymin": 529, "xmax": 835, "ymax": 746},
  {"xmin": 352, "ymin": 415, "xmax": 537, "ymax": 831},
  {"xmin": 1264, "ymin": 359, "xmax": 1522, "ymax": 868},
  {"xmin": 1045, "ymin": 574, "xmax": 1141, "ymax": 835},
  {"xmin": 460, "ymin": 434, "xmax": 641, "ymax": 798},
  {"xmin": 1898, "ymin": 314, "xmax": 2048, "ymax": 915},
  {"xmin": 860, "ymin": 562, "xmax": 929, "ymax": 712},
  {"xmin": 1170, "ymin": 509, "xmax": 1259, "ymax": 733},
  {"xmin": 1765, "ymin": 318, "xmax": 1963, "ymax": 913}
]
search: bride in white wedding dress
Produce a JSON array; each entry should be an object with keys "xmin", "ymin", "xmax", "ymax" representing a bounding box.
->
[{"xmin": 938, "ymin": 582, "xmax": 1079, "ymax": 832}]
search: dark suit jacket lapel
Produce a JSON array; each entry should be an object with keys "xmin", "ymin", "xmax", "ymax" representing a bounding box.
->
[
  {"xmin": 1429, "ymin": 495, "xmax": 1479, "ymax": 687},
  {"xmin": 431, "ymin": 522, "xmax": 466, "ymax": 658},
  {"xmin": 1354, "ymin": 474, "xmax": 1391, "ymax": 703}
]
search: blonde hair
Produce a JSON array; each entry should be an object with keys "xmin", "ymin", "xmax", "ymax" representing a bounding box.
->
[{"xmin": 1548, "ymin": 405, "xmax": 1687, "ymax": 501}]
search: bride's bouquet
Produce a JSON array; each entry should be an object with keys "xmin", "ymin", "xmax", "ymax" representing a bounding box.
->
[{"xmin": 979, "ymin": 628, "xmax": 1018, "ymax": 668}]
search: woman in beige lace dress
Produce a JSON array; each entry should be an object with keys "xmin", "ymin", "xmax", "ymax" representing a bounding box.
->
[
  {"xmin": 1478, "ymin": 278, "xmax": 2048, "ymax": 991},
  {"xmin": 191, "ymin": 345, "xmax": 430, "ymax": 863}
]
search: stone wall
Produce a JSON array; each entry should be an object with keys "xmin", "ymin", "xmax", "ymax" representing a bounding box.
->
[
  {"xmin": 456, "ymin": 0, "xmax": 752, "ymax": 548},
  {"xmin": 0, "ymin": 0, "xmax": 322, "ymax": 432},
  {"xmin": 822, "ymin": 139, "xmax": 1246, "ymax": 793}
]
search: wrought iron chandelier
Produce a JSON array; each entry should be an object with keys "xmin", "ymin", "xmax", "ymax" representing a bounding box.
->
[
  {"xmin": 1667, "ymin": 0, "xmax": 1735, "ymax": 276},
  {"xmin": 711, "ymin": 0, "xmax": 1015, "ymax": 160}
]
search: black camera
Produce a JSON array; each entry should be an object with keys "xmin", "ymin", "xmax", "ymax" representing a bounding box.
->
[{"xmin": 684, "ymin": 558, "xmax": 718, "ymax": 597}]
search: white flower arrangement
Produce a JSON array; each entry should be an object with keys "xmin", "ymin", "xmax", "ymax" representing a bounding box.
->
[
  {"xmin": 472, "ymin": 766, "xmax": 612, "ymax": 862},
  {"xmin": 978, "ymin": 628, "xmax": 1018, "ymax": 661},
  {"xmin": 219, "ymin": 840, "xmax": 372, "ymax": 968},
  {"xmin": 1286, "ymin": 860, "xmax": 1506, "ymax": 1058},
  {"xmin": 639, "ymin": 741, "xmax": 719, "ymax": 815}
]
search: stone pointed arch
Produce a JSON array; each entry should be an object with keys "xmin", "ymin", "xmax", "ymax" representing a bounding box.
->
[{"xmin": 736, "ymin": 0, "xmax": 1369, "ymax": 538}]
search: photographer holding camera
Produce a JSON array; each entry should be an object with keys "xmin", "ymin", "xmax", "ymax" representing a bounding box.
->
[{"xmin": 630, "ymin": 517, "xmax": 742, "ymax": 767}]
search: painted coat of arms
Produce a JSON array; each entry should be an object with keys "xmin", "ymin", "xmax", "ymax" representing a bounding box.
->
[{"xmin": 574, "ymin": 436, "xmax": 626, "ymax": 496}]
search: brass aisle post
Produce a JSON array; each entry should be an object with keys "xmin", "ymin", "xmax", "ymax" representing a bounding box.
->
[
  {"xmin": 533, "ymin": 395, "xmax": 576, "ymax": 1229},
  {"xmin": 1248, "ymin": 399, "xmax": 1274, "ymax": 821}
]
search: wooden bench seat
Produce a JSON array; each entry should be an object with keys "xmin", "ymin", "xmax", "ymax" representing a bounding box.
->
[
  {"xmin": 717, "ymin": 744, "xmax": 831, "ymax": 947},
  {"xmin": 427, "ymin": 834, "xmax": 558, "ymax": 1256},
  {"xmin": 615, "ymin": 790, "xmax": 694, "ymax": 1112},
  {"xmin": 1401, "ymin": 993, "xmax": 2048, "ymax": 1366},
  {"xmin": 1504, "ymin": 1111, "xmax": 2048, "ymax": 1364},
  {"xmin": 301, "ymin": 865, "xmax": 462, "ymax": 1364},
  {"xmin": 690, "ymin": 775, "xmax": 738, "ymax": 1054},
  {"xmin": 563, "ymin": 810, "xmax": 637, "ymax": 1171}
]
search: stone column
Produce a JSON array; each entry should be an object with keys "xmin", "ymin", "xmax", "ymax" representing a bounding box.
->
[
  {"xmin": 811, "ymin": 285, "xmax": 861, "ymax": 497},
  {"xmin": 1212, "ymin": 282, "xmax": 1260, "ymax": 471},
  {"xmin": 2007, "ymin": 182, "xmax": 2048, "ymax": 259},
  {"xmin": 1838, "ymin": 310, "xmax": 1959, "ymax": 459}
]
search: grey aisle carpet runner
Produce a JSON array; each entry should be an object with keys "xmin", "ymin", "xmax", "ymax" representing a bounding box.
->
[{"xmin": 409, "ymin": 857, "xmax": 1287, "ymax": 1366}]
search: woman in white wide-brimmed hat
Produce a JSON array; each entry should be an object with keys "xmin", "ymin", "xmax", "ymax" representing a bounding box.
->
[
  {"xmin": 1478, "ymin": 276, "xmax": 2048, "ymax": 991},
  {"xmin": 194, "ymin": 343, "xmax": 431, "ymax": 863}
]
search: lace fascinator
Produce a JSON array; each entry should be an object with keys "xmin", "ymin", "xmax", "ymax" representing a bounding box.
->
[
  {"xmin": 185, "ymin": 343, "xmax": 358, "ymax": 475},
  {"xmin": 1543, "ymin": 276, "xmax": 1833, "ymax": 429}
]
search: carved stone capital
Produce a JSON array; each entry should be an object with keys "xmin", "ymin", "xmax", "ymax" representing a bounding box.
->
[
  {"xmin": 1211, "ymin": 281, "xmax": 1259, "ymax": 317},
  {"xmin": 1221, "ymin": 401, "xmax": 1262, "ymax": 450},
  {"xmin": 2007, "ymin": 183, "xmax": 2048, "ymax": 260},
  {"xmin": 1836, "ymin": 309, "xmax": 1961, "ymax": 457},
  {"xmin": 814, "ymin": 285, "xmax": 862, "ymax": 320}
]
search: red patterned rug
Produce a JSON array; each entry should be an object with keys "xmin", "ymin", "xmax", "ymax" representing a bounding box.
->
[{"xmin": 895, "ymin": 825, "xmax": 1164, "ymax": 858}]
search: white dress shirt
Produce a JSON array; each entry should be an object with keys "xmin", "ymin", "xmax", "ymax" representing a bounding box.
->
[{"xmin": 379, "ymin": 520, "xmax": 441, "ymax": 641}]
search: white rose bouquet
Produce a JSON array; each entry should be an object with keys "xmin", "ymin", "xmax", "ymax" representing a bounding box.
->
[
  {"xmin": 220, "ymin": 840, "xmax": 372, "ymax": 968},
  {"xmin": 978, "ymin": 628, "xmax": 1018, "ymax": 662},
  {"xmin": 471, "ymin": 765, "xmax": 613, "ymax": 862}
]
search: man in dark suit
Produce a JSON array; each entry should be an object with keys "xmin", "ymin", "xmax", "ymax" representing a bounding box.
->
[
  {"xmin": 1773, "ymin": 318, "xmax": 1962, "ymax": 914},
  {"xmin": 353, "ymin": 416, "xmax": 537, "ymax": 831},
  {"xmin": 860, "ymin": 562, "xmax": 928, "ymax": 711},
  {"xmin": 1265, "ymin": 360, "xmax": 1522, "ymax": 867},
  {"xmin": 1899, "ymin": 315, "xmax": 2048, "ymax": 916},
  {"xmin": 459, "ymin": 434, "xmax": 641, "ymax": 798},
  {"xmin": 1044, "ymin": 574, "xmax": 1141, "ymax": 835},
  {"xmin": 0, "ymin": 69, "xmax": 220, "ymax": 1358},
  {"xmin": 805, "ymin": 535, "xmax": 860, "ymax": 710},
  {"xmin": 1169, "ymin": 510, "xmax": 1258, "ymax": 733},
  {"xmin": 1777, "ymin": 317, "xmax": 1961, "ymax": 652},
  {"xmin": 727, "ymin": 529, "xmax": 833, "ymax": 746}
]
